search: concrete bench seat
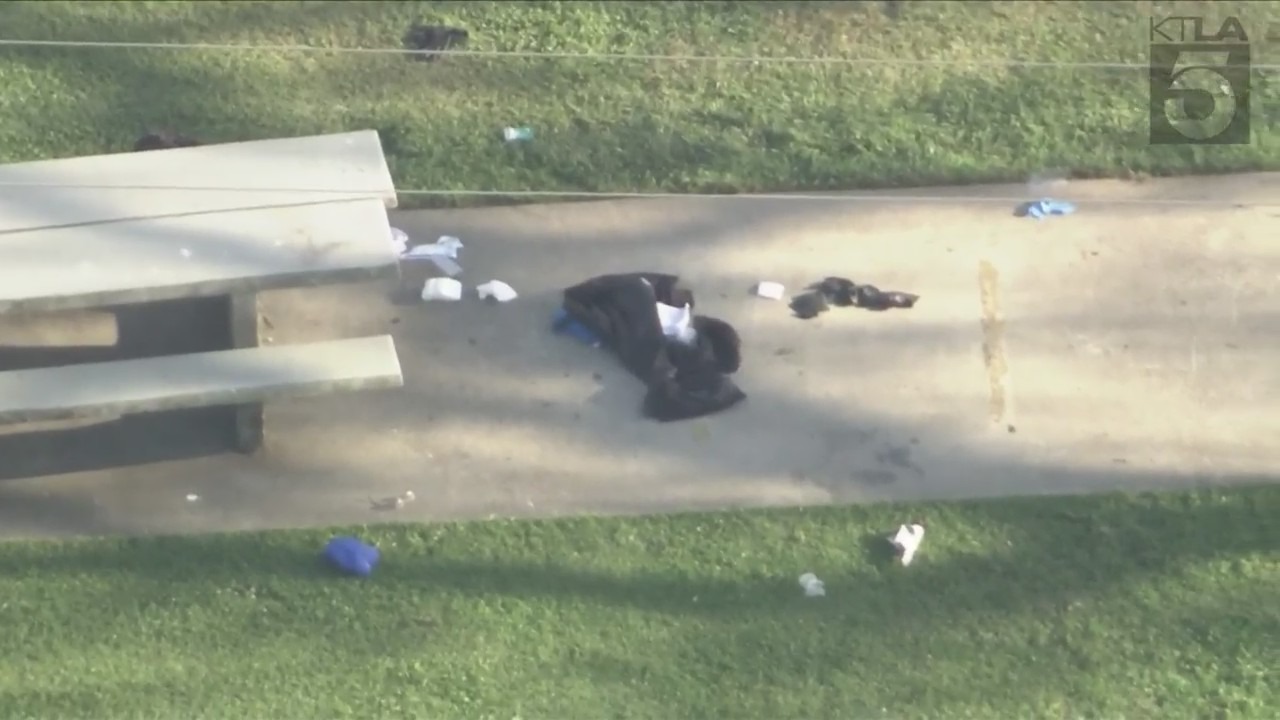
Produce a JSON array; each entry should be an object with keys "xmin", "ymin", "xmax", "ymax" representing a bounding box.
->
[{"xmin": 0, "ymin": 334, "xmax": 404, "ymax": 431}]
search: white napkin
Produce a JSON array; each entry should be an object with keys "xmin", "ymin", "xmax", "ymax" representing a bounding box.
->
[
  {"xmin": 890, "ymin": 523, "xmax": 926, "ymax": 566},
  {"xmin": 798, "ymin": 572, "xmax": 826, "ymax": 597},
  {"xmin": 477, "ymin": 280, "xmax": 518, "ymax": 303},
  {"xmin": 421, "ymin": 277, "xmax": 463, "ymax": 302}
]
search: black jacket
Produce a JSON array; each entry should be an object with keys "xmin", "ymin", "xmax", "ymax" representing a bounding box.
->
[{"xmin": 561, "ymin": 273, "xmax": 746, "ymax": 422}]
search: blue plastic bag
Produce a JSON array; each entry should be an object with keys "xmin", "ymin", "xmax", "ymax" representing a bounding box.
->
[{"xmin": 323, "ymin": 536, "xmax": 380, "ymax": 577}]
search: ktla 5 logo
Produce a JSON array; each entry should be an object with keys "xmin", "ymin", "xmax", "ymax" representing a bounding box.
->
[{"xmin": 1149, "ymin": 16, "xmax": 1251, "ymax": 145}]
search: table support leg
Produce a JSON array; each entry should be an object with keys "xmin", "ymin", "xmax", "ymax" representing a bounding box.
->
[{"xmin": 229, "ymin": 292, "xmax": 264, "ymax": 454}]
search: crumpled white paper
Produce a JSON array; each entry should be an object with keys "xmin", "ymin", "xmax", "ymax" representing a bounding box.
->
[
  {"xmin": 655, "ymin": 302, "xmax": 698, "ymax": 345},
  {"xmin": 755, "ymin": 281, "xmax": 786, "ymax": 300},
  {"xmin": 798, "ymin": 572, "xmax": 826, "ymax": 597},
  {"xmin": 421, "ymin": 277, "xmax": 463, "ymax": 302},
  {"xmin": 890, "ymin": 523, "xmax": 926, "ymax": 566},
  {"xmin": 477, "ymin": 280, "xmax": 518, "ymax": 303}
]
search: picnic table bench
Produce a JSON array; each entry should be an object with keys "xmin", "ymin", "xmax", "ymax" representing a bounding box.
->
[{"xmin": 0, "ymin": 131, "xmax": 406, "ymax": 454}]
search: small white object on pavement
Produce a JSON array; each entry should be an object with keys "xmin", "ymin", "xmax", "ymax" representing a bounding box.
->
[
  {"xmin": 403, "ymin": 491, "xmax": 416, "ymax": 502},
  {"xmin": 476, "ymin": 280, "xmax": 519, "ymax": 303},
  {"xmin": 421, "ymin": 277, "xmax": 464, "ymax": 302},
  {"xmin": 403, "ymin": 235, "xmax": 464, "ymax": 260},
  {"xmin": 755, "ymin": 281, "xmax": 786, "ymax": 300},
  {"xmin": 890, "ymin": 523, "xmax": 926, "ymax": 566},
  {"xmin": 798, "ymin": 572, "xmax": 826, "ymax": 597},
  {"xmin": 390, "ymin": 227, "xmax": 410, "ymax": 255},
  {"xmin": 185, "ymin": 493, "xmax": 199, "ymax": 502}
]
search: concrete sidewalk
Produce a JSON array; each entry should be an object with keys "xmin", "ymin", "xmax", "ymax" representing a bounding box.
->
[{"xmin": 2, "ymin": 173, "xmax": 1278, "ymax": 538}]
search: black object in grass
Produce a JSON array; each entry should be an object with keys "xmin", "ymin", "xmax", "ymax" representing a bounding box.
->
[{"xmin": 404, "ymin": 24, "xmax": 470, "ymax": 62}]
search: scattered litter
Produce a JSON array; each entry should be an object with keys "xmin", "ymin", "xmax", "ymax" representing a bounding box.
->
[
  {"xmin": 798, "ymin": 572, "xmax": 826, "ymax": 597},
  {"xmin": 389, "ymin": 227, "xmax": 410, "ymax": 255},
  {"xmin": 370, "ymin": 491, "xmax": 417, "ymax": 512},
  {"xmin": 890, "ymin": 522, "xmax": 926, "ymax": 566},
  {"xmin": 477, "ymin": 280, "xmax": 519, "ymax": 303},
  {"xmin": 421, "ymin": 277, "xmax": 464, "ymax": 302},
  {"xmin": 323, "ymin": 536, "xmax": 380, "ymax": 577},
  {"xmin": 1017, "ymin": 198, "xmax": 1076, "ymax": 219},
  {"xmin": 393, "ymin": 231, "xmax": 465, "ymax": 276},
  {"xmin": 402, "ymin": 235, "xmax": 463, "ymax": 260},
  {"xmin": 551, "ymin": 307, "xmax": 602, "ymax": 347},
  {"xmin": 503, "ymin": 126, "xmax": 534, "ymax": 142},
  {"xmin": 755, "ymin": 281, "xmax": 786, "ymax": 300},
  {"xmin": 403, "ymin": 24, "xmax": 469, "ymax": 62},
  {"xmin": 791, "ymin": 276, "xmax": 919, "ymax": 320},
  {"xmin": 185, "ymin": 493, "xmax": 199, "ymax": 502}
]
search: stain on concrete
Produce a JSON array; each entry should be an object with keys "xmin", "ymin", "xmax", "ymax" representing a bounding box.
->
[
  {"xmin": 856, "ymin": 469, "xmax": 898, "ymax": 486},
  {"xmin": 978, "ymin": 260, "xmax": 1010, "ymax": 425},
  {"xmin": 875, "ymin": 444, "xmax": 924, "ymax": 477}
]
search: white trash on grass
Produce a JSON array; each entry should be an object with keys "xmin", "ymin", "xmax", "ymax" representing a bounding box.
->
[
  {"xmin": 798, "ymin": 572, "xmax": 826, "ymax": 597},
  {"xmin": 890, "ymin": 523, "xmax": 926, "ymax": 566}
]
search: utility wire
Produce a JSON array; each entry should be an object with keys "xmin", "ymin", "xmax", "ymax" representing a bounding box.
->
[
  {"xmin": 2, "ymin": 37, "xmax": 1271, "ymax": 71},
  {"xmin": 0, "ymin": 182, "xmax": 1273, "ymax": 208}
]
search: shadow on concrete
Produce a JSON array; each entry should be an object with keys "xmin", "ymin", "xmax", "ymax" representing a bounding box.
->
[{"xmin": 0, "ymin": 296, "xmax": 237, "ymax": 481}]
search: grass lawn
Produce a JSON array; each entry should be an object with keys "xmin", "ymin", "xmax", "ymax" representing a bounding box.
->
[
  {"xmin": 0, "ymin": 1, "xmax": 1277, "ymax": 207},
  {"xmin": 1, "ymin": 487, "xmax": 1277, "ymax": 719}
]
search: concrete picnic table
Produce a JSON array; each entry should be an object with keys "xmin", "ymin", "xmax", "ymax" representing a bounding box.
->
[{"xmin": 0, "ymin": 131, "xmax": 407, "ymax": 454}]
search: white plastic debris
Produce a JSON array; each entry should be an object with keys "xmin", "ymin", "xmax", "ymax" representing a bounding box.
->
[
  {"xmin": 185, "ymin": 493, "xmax": 199, "ymax": 502},
  {"xmin": 421, "ymin": 277, "xmax": 464, "ymax": 302},
  {"xmin": 403, "ymin": 235, "xmax": 463, "ymax": 260},
  {"xmin": 179, "ymin": 248, "xmax": 192, "ymax": 259},
  {"xmin": 390, "ymin": 227, "xmax": 410, "ymax": 255},
  {"xmin": 403, "ymin": 490, "xmax": 416, "ymax": 503},
  {"xmin": 656, "ymin": 302, "xmax": 697, "ymax": 345},
  {"xmin": 798, "ymin": 572, "xmax": 826, "ymax": 597},
  {"xmin": 755, "ymin": 281, "xmax": 786, "ymax": 300},
  {"xmin": 890, "ymin": 523, "xmax": 926, "ymax": 566},
  {"xmin": 477, "ymin": 280, "xmax": 518, "ymax": 303}
]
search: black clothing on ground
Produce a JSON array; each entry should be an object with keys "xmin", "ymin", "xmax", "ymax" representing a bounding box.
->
[{"xmin": 561, "ymin": 273, "xmax": 746, "ymax": 422}]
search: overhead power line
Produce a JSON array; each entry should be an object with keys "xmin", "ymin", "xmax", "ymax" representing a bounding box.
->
[
  {"xmin": 0, "ymin": 182, "xmax": 1273, "ymax": 209},
  {"xmin": 2, "ymin": 37, "xmax": 1273, "ymax": 71}
]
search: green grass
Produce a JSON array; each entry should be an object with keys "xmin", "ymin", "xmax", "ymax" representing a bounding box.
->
[
  {"xmin": 0, "ymin": 1, "xmax": 1277, "ymax": 207},
  {"xmin": 1, "ymin": 487, "xmax": 1277, "ymax": 719}
]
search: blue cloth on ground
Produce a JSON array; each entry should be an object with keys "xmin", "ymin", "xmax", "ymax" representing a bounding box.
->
[
  {"xmin": 1018, "ymin": 198, "xmax": 1076, "ymax": 219},
  {"xmin": 324, "ymin": 536, "xmax": 380, "ymax": 577},
  {"xmin": 552, "ymin": 307, "xmax": 601, "ymax": 346}
]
